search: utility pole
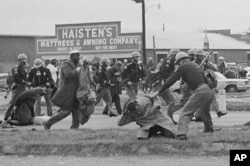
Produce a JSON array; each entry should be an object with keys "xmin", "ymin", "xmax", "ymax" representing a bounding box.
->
[{"xmin": 132, "ymin": 0, "xmax": 146, "ymax": 65}]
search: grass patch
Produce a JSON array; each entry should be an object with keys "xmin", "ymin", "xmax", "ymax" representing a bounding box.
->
[{"xmin": 1, "ymin": 126, "xmax": 250, "ymax": 156}]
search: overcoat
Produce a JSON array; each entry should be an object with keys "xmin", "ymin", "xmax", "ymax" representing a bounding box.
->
[{"xmin": 52, "ymin": 60, "xmax": 79, "ymax": 110}]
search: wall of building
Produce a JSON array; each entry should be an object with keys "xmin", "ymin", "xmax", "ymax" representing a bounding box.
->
[{"xmin": 0, "ymin": 36, "xmax": 37, "ymax": 73}]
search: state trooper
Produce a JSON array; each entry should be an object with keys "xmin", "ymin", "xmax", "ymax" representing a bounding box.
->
[
  {"xmin": 10, "ymin": 53, "xmax": 28, "ymax": 105},
  {"xmin": 103, "ymin": 61, "xmax": 123, "ymax": 115},
  {"xmin": 152, "ymin": 52, "xmax": 214, "ymax": 140},
  {"xmin": 122, "ymin": 51, "xmax": 145, "ymax": 100},
  {"xmin": 94, "ymin": 58, "xmax": 117, "ymax": 116},
  {"xmin": 187, "ymin": 49, "xmax": 196, "ymax": 62},
  {"xmin": 153, "ymin": 49, "xmax": 180, "ymax": 120},
  {"xmin": 27, "ymin": 58, "xmax": 54, "ymax": 116},
  {"xmin": 193, "ymin": 49, "xmax": 227, "ymax": 120}
]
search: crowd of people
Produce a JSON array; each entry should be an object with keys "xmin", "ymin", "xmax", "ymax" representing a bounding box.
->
[{"xmin": 1, "ymin": 48, "xmax": 234, "ymax": 141}]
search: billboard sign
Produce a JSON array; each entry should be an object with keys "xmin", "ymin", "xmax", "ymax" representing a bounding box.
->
[{"xmin": 36, "ymin": 22, "xmax": 142, "ymax": 54}]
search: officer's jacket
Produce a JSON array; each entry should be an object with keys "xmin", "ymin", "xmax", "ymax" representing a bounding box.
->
[
  {"xmin": 12, "ymin": 65, "xmax": 27, "ymax": 86},
  {"xmin": 122, "ymin": 61, "xmax": 145, "ymax": 83},
  {"xmin": 94, "ymin": 64, "xmax": 109, "ymax": 86},
  {"xmin": 28, "ymin": 66, "xmax": 53, "ymax": 87},
  {"xmin": 159, "ymin": 58, "xmax": 175, "ymax": 80},
  {"xmin": 107, "ymin": 67, "xmax": 122, "ymax": 95}
]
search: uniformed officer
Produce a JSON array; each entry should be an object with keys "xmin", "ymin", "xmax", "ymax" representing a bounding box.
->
[
  {"xmin": 122, "ymin": 51, "xmax": 145, "ymax": 100},
  {"xmin": 94, "ymin": 58, "xmax": 117, "ymax": 116},
  {"xmin": 27, "ymin": 58, "xmax": 54, "ymax": 116},
  {"xmin": 152, "ymin": 52, "xmax": 214, "ymax": 140},
  {"xmin": 103, "ymin": 61, "xmax": 123, "ymax": 115},
  {"xmin": 153, "ymin": 49, "xmax": 180, "ymax": 122},
  {"xmin": 187, "ymin": 49, "xmax": 196, "ymax": 62},
  {"xmin": 10, "ymin": 53, "xmax": 28, "ymax": 105}
]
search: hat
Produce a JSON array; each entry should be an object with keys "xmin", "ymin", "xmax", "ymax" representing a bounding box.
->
[
  {"xmin": 69, "ymin": 50, "xmax": 80, "ymax": 55},
  {"xmin": 17, "ymin": 53, "xmax": 27, "ymax": 60},
  {"xmin": 175, "ymin": 52, "xmax": 189, "ymax": 64},
  {"xmin": 194, "ymin": 49, "xmax": 205, "ymax": 56},
  {"xmin": 116, "ymin": 61, "xmax": 122, "ymax": 66},
  {"xmin": 34, "ymin": 58, "xmax": 43, "ymax": 68},
  {"xmin": 131, "ymin": 51, "xmax": 141, "ymax": 58},
  {"xmin": 219, "ymin": 56, "xmax": 224, "ymax": 60}
]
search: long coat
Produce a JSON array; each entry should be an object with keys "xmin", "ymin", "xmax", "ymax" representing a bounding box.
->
[
  {"xmin": 118, "ymin": 96, "xmax": 175, "ymax": 132},
  {"xmin": 52, "ymin": 60, "xmax": 79, "ymax": 110}
]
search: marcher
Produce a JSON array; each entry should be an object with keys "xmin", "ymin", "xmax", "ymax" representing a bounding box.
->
[
  {"xmin": 3, "ymin": 87, "xmax": 46, "ymax": 126},
  {"xmin": 77, "ymin": 57, "xmax": 96, "ymax": 125},
  {"xmin": 27, "ymin": 58, "xmax": 54, "ymax": 116},
  {"xmin": 94, "ymin": 58, "xmax": 117, "ymax": 116},
  {"xmin": 43, "ymin": 50, "xmax": 81, "ymax": 130},
  {"xmin": 122, "ymin": 51, "xmax": 145, "ymax": 100},
  {"xmin": 103, "ymin": 61, "xmax": 123, "ymax": 115},
  {"xmin": 118, "ymin": 96, "xmax": 176, "ymax": 140},
  {"xmin": 152, "ymin": 52, "xmax": 214, "ymax": 140},
  {"xmin": 46, "ymin": 59, "xmax": 60, "ymax": 86},
  {"xmin": 10, "ymin": 53, "xmax": 28, "ymax": 105}
]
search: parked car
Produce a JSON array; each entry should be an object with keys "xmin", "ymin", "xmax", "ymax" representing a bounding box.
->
[
  {"xmin": 215, "ymin": 71, "xmax": 249, "ymax": 93},
  {"xmin": 244, "ymin": 67, "xmax": 250, "ymax": 80},
  {"xmin": 0, "ymin": 73, "xmax": 9, "ymax": 91}
]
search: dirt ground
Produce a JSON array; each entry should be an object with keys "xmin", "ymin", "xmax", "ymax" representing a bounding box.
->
[{"xmin": 0, "ymin": 155, "xmax": 228, "ymax": 166}]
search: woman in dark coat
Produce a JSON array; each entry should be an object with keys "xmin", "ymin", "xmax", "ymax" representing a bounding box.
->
[{"xmin": 43, "ymin": 50, "xmax": 81, "ymax": 130}]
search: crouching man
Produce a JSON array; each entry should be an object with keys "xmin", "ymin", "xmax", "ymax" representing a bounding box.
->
[
  {"xmin": 118, "ymin": 96, "xmax": 176, "ymax": 140},
  {"xmin": 3, "ymin": 87, "xmax": 46, "ymax": 126}
]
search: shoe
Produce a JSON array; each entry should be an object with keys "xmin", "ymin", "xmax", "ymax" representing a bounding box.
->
[
  {"xmin": 244, "ymin": 121, "xmax": 250, "ymax": 126},
  {"xmin": 1, "ymin": 122, "xmax": 14, "ymax": 129},
  {"xmin": 201, "ymin": 129, "xmax": 214, "ymax": 133},
  {"xmin": 42, "ymin": 121, "xmax": 50, "ymax": 130},
  {"xmin": 217, "ymin": 111, "xmax": 227, "ymax": 118},
  {"xmin": 176, "ymin": 134, "xmax": 188, "ymax": 140},
  {"xmin": 109, "ymin": 113, "xmax": 118, "ymax": 117}
]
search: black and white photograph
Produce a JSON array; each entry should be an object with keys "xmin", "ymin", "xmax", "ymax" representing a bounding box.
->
[{"xmin": 0, "ymin": 0, "xmax": 250, "ymax": 165}]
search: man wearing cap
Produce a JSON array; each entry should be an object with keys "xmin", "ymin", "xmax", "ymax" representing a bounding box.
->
[
  {"xmin": 122, "ymin": 51, "xmax": 145, "ymax": 100},
  {"xmin": 103, "ymin": 61, "xmax": 123, "ymax": 115},
  {"xmin": 43, "ymin": 50, "xmax": 81, "ymax": 130},
  {"xmin": 187, "ymin": 49, "xmax": 196, "ymax": 62},
  {"xmin": 152, "ymin": 52, "xmax": 214, "ymax": 140},
  {"xmin": 27, "ymin": 58, "xmax": 54, "ymax": 116},
  {"xmin": 10, "ymin": 53, "xmax": 28, "ymax": 105}
]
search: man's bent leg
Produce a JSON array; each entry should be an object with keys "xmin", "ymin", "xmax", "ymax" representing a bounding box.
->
[{"xmin": 44, "ymin": 108, "xmax": 71, "ymax": 129}]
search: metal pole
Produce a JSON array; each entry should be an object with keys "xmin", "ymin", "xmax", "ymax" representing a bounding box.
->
[{"xmin": 142, "ymin": 0, "xmax": 146, "ymax": 65}]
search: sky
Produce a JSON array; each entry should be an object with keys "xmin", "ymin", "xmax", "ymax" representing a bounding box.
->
[{"xmin": 0, "ymin": 0, "xmax": 250, "ymax": 36}]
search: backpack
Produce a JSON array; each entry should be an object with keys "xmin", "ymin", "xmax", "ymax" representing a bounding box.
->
[{"xmin": 204, "ymin": 69, "xmax": 218, "ymax": 89}]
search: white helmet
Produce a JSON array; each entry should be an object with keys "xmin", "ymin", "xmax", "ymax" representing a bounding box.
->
[
  {"xmin": 175, "ymin": 52, "xmax": 189, "ymax": 64},
  {"xmin": 34, "ymin": 58, "xmax": 43, "ymax": 68},
  {"xmin": 131, "ymin": 51, "xmax": 141, "ymax": 58},
  {"xmin": 17, "ymin": 53, "xmax": 27, "ymax": 60}
]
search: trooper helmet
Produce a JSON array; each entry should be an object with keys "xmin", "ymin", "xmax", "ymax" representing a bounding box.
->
[
  {"xmin": 131, "ymin": 51, "xmax": 141, "ymax": 58},
  {"xmin": 194, "ymin": 49, "xmax": 205, "ymax": 56},
  {"xmin": 17, "ymin": 53, "xmax": 27, "ymax": 60},
  {"xmin": 175, "ymin": 52, "xmax": 189, "ymax": 64},
  {"xmin": 34, "ymin": 58, "xmax": 43, "ymax": 68}
]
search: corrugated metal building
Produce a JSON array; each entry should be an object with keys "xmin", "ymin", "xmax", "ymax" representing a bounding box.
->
[{"xmin": 145, "ymin": 31, "xmax": 250, "ymax": 64}]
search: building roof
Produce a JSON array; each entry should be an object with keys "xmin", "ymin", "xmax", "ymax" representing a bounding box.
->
[{"xmin": 146, "ymin": 31, "xmax": 250, "ymax": 50}]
